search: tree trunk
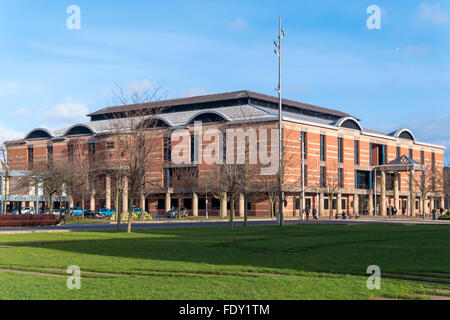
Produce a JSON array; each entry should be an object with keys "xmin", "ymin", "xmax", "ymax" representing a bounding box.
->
[
  {"xmin": 81, "ymin": 198, "xmax": 85, "ymax": 220},
  {"xmin": 243, "ymin": 194, "xmax": 248, "ymax": 227},
  {"xmin": 117, "ymin": 190, "xmax": 122, "ymax": 232},
  {"xmin": 229, "ymin": 195, "xmax": 234, "ymax": 231},
  {"xmin": 3, "ymin": 176, "xmax": 7, "ymax": 214},
  {"xmin": 127, "ymin": 195, "xmax": 134, "ymax": 233},
  {"xmin": 49, "ymin": 194, "xmax": 53, "ymax": 216}
]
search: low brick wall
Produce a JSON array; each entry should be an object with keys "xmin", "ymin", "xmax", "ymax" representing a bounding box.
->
[{"xmin": 0, "ymin": 214, "xmax": 59, "ymax": 227}]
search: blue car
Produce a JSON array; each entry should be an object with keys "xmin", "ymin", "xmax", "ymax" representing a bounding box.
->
[
  {"xmin": 132, "ymin": 207, "xmax": 142, "ymax": 214},
  {"xmin": 70, "ymin": 207, "xmax": 83, "ymax": 215},
  {"xmin": 97, "ymin": 208, "xmax": 115, "ymax": 217}
]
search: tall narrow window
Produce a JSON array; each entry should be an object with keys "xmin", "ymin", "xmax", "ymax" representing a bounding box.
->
[
  {"xmin": 47, "ymin": 146, "xmax": 53, "ymax": 163},
  {"xmin": 420, "ymin": 150, "xmax": 424, "ymax": 164},
  {"xmin": 191, "ymin": 134, "xmax": 198, "ymax": 163},
  {"xmin": 89, "ymin": 143, "xmax": 96, "ymax": 162},
  {"xmin": 163, "ymin": 137, "xmax": 171, "ymax": 162},
  {"xmin": 396, "ymin": 146, "xmax": 400, "ymax": 159},
  {"xmin": 409, "ymin": 148, "xmax": 413, "ymax": 159},
  {"xmin": 432, "ymin": 152, "xmax": 436, "ymax": 192},
  {"xmin": 28, "ymin": 147, "xmax": 34, "ymax": 169},
  {"xmin": 67, "ymin": 144, "xmax": 73, "ymax": 162},
  {"xmin": 320, "ymin": 166, "xmax": 326, "ymax": 188},
  {"xmin": 304, "ymin": 164, "xmax": 308, "ymax": 187},
  {"xmin": 338, "ymin": 137, "xmax": 344, "ymax": 163},
  {"xmin": 338, "ymin": 168, "xmax": 344, "ymax": 188},
  {"xmin": 320, "ymin": 135, "xmax": 326, "ymax": 162},
  {"xmin": 354, "ymin": 140, "xmax": 360, "ymax": 165},
  {"xmin": 301, "ymin": 131, "xmax": 307, "ymax": 157}
]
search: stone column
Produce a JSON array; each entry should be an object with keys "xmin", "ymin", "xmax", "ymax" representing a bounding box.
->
[
  {"xmin": 319, "ymin": 192, "xmax": 324, "ymax": 217},
  {"xmin": 90, "ymin": 189, "xmax": 96, "ymax": 211},
  {"xmin": 430, "ymin": 198, "xmax": 434, "ymax": 213},
  {"xmin": 419, "ymin": 198, "xmax": 424, "ymax": 216},
  {"xmin": 140, "ymin": 190, "xmax": 145, "ymax": 213},
  {"xmin": 394, "ymin": 173, "xmax": 399, "ymax": 211},
  {"xmin": 409, "ymin": 170, "xmax": 416, "ymax": 217},
  {"xmin": 239, "ymin": 194, "xmax": 245, "ymax": 217},
  {"xmin": 407, "ymin": 195, "xmax": 411, "ymax": 217},
  {"xmin": 381, "ymin": 171, "xmax": 387, "ymax": 216},
  {"xmin": 192, "ymin": 193, "xmax": 198, "ymax": 217},
  {"xmin": 220, "ymin": 192, "xmax": 227, "ymax": 218},
  {"xmin": 122, "ymin": 178, "xmax": 128, "ymax": 213},
  {"xmin": 441, "ymin": 197, "xmax": 445, "ymax": 210},
  {"xmin": 353, "ymin": 194, "xmax": 359, "ymax": 216},
  {"xmin": 368, "ymin": 194, "xmax": 374, "ymax": 216},
  {"xmin": 105, "ymin": 174, "xmax": 111, "ymax": 209},
  {"xmin": 165, "ymin": 192, "xmax": 171, "ymax": 212},
  {"xmin": 337, "ymin": 193, "xmax": 342, "ymax": 216}
]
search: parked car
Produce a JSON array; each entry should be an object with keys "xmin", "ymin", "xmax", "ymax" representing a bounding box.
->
[
  {"xmin": 43, "ymin": 209, "xmax": 61, "ymax": 215},
  {"xmin": 97, "ymin": 208, "xmax": 115, "ymax": 217},
  {"xmin": 165, "ymin": 207, "xmax": 188, "ymax": 219},
  {"xmin": 22, "ymin": 207, "xmax": 35, "ymax": 215},
  {"xmin": 69, "ymin": 207, "xmax": 83, "ymax": 215},
  {"xmin": 132, "ymin": 207, "xmax": 142, "ymax": 214}
]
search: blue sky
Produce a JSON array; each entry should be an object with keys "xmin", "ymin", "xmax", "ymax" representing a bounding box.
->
[{"xmin": 0, "ymin": 0, "xmax": 449, "ymax": 160}]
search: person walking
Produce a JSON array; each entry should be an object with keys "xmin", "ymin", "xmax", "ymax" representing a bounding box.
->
[
  {"xmin": 392, "ymin": 206, "xmax": 397, "ymax": 219},
  {"xmin": 305, "ymin": 206, "xmax": 310, "ymax": 220},
  {"xmin": 440, "ymin": 207, "xmax": 445, "ymax": 217},
  {"xmin": 312, "ymin": 207, "xmax": 318, "ymax": 220}
]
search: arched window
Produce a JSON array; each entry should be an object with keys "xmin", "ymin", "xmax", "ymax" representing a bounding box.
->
[
  {"xmin": 187, "ymin": 112, "xmax": 228, "ymax": 125},
  {"xmin": 65, "ymin": 125, "xmax": 94, "ymax": 136},
  {"xmin": 398, "ymin": 131, "xmax": 414, "ymax": 140},
  {"xmin": 335, "ymin": 117, "xmax": 363, "ymax": 131},
  {"xmin": 25, "ymin": 129, "xmax": 53, "ymax": 140}
]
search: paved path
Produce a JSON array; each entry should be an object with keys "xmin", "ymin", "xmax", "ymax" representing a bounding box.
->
[{"xmin": 0, "ymin": 216, "xmax": 448, "ymax": 234}]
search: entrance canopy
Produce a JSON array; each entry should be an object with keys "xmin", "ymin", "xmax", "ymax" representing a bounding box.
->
[{"xmin": 374, "ymin": 155, "xmax": 424, "ymax": 172}]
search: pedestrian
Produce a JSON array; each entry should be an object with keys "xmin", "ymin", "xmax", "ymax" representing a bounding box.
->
[
  {"xmin": 363, "ymin": 207, "xmax": 368, "ymax": 216},
  {"xmin": 393, "ymin": 207, "xmax": 397, "ymax": 219},
  {"xmin": 402, "ymin": 206, "xmax": 406, "ymax": 216},
  {"xmin": 432, "ymin": 208, "xmax": 437, "ymax": 220},
  {"xmin": 312, "ymin": 208, "xmax": 318, "ymax": 220},
  {"xmin": 305, "ymin": 206, "xmax": 310, "ymax": 220},
  {"xmin": 440, "ymin": 207, "xmax": 445, "ymax": 216},
  {"xmin": 60, "ymin": 210, "xmax": 66, "ymax": 224},
  {"xmin": 387, "ymin": 206, "xmax": 391, "ymax": 217},
  {"xmin": 342, "ymin": 211, "xmax": 347, "ymax": 219}
]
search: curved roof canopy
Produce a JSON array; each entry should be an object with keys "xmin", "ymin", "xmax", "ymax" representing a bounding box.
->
[
  {"xmin": 391, "ymin": 129, "xmax": 415, "ymax": 141},
  {"xmin": 64, "ymin": 124, "xmax": 95, "ymax": 136},
  {"xmin": 187, "ymin": 110, "xmax": 230, "ymax": 125},
  {"xmin": 25, "ymin": 128, "xmax": 54, "ymax": 140},
  {"xmin": 335, "ymin": 117, "xmax": 363, "ymax": 131}
]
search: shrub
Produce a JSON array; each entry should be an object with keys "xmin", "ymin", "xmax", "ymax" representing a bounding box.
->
[{"xmin": 109, "ymin": 211, "xmax": 153, "ymax": 222}]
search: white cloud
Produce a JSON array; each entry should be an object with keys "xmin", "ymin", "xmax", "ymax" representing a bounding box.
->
[
  {"xmin": 179, "ymin": 87, "xmax": 213, "ymax": 98},
  {"xmin": 43, "ymin": 100, "xmax": 89, "ymax": 123},
  {"xmin": 229, "ymin": 18, "xmax": 248, "ymax": 31},
  {"xmin": 125, "ymin": 79, "xmax": 154, "ymax": 95},
  {"xmin": 15, "ymin": 107, "xmax": 28, "ymax": 116},
  {"xmin": 419, "ymin": 3, "xmax": 450, "ymax": 25},
  {"xmin": 0, "ymin": 124, "xmax": 23, "ymax": 142},
  {"xmin": 0, "ymin": 82, "xmax": 20, "ymax": 96}
]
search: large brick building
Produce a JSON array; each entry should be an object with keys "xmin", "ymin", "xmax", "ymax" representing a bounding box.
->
[{"xmin": 3, "ymin": 90, "xmax": 446, "ymax": 217}]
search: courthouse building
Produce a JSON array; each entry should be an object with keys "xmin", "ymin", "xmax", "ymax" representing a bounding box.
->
[{"xmin": 3, "ymin": 90, "xmax": 446, "ymax": 217}]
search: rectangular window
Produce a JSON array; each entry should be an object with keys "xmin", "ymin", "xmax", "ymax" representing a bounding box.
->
[
  {"xmin": 338, "ymin": 168, "xmax": 344, "ymax": 188},
  {"xmin": 157, "ymin": 199, "xmax": 165, "ymax": 210},
  {"xmin": 47, "ymin": 146, "xmax": 53, "ymax": 163},
  {"xmin": 212, "ymin": 198, "xmax": 220, "ymax": 210},
  {"xmin": 163, "ymin": 137, "xmax": 171, "ymax": 162},
  {"xmin": 89, "ymin": 143, "xmax": 95, "ymax": 162},
  {"xmin": 420, "ymin": 150, "xmax": 424, "ymax": 164},
  {"xmin": 107, "ymin": 142, "xmax": 115, "ymax": 150},
  {"xmin": 338, "ymin": 137, "xmax": 343, "ymax": 163},
  {"xmin": 28, "ymin": 147, "xmax": 33, "ymax": 169},
  {"xmin": 396, "ymin": 147, "xmax": 400, "ymax": 159},
  {"xmin": 341, "ymin": 199, "xmax": 346, "ymax": 210},
  {"xmin": 67, "ymin": 144, "xmax": 73, "ymax": 162},
  {"xmin": 198, "ymin": 198, "xmax": 206, "ymax": 210},
  {"xmin": 324, "ymin": 199, "xmax": 329, "ymax": 210},
  {"xmin": 301, "ymin": 131, "xmax": 307, "ymax": 156},
  {"xmin": 183, "ymin": 198, "xmax": 192, "ymax": 210},
  {"xmin": 409, "ymin": 148, "xmax": 413, "ymax": 159},
  {"xmin": 294, "ymin": 198, "xmax": 300, "ymax": 211},
  {"xmin": 320, "ymin": 135, "xmax": 326, "ymax": 161},
  {"xmin": 304, "ymin": 164, "xmax": 308, "ymax": 187},
  {"xmin": 191, "ymin": 134, "xmax": 198, "ymax": 163},
  {"xmin": 354, "ymin": 140, "xmax": 360, "ymax": 165},
  {"xmin": 320, "ymin": 166, "xmax": 326, "ymax": 188}
]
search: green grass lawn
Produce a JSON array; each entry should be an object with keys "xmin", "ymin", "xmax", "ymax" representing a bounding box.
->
[{"xmin": 0, "ymin": 223, "xmax": 449, "ymax": 300}]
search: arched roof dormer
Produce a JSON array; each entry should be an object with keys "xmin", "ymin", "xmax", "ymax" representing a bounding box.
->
[
  {"xmin": 186, "ymin": 110, "xmax": 230, "ymax": 125},
  {"xmin": 393, "ymin": 128, "xmax": 415, "ymax": 141},
  {"xmin": 64, "ymin": 124, "xmax": 95, "ymax": 136},
  {"xmin": 25, "ymin": 128, "xmax": 54, "ymax": 140},
  {"xmin": 335, "ymin": 117, "xmax": 363, "ymax": 131}
]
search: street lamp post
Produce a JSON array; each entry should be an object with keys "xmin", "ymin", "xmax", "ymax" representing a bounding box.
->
[
  {"xmin": 299, "ymin": 137, "xmax": 305, "ymax": 220},
  {"xmin": 274, "ymin": 16, "xmax": 286, "ymax": 226}
]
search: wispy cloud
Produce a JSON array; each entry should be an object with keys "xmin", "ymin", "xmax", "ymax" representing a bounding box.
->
[
  {"xmin": 0, "ymin": 124, "xmax": 23, "ymax": 141},
  {"xmin": 229, "ymin": 18, "xmax": 248, "ymax": 31},
  {"xmin": 179, "ymin": 87, "xmax": 213, "ymax": 98},
  {"xmin": 0, "ymin": 82, "xmax": 20, "ymax": 96},
  {"xmin": 125, "ymin": 79, "xmax": 154, "ymax": 95},
  {"xmin": 419, "ymin": 3, "xmax": 450, "ymax": 25},
  {"xmin": 42, "ymin": 99, "xmax": 89, "ymax": 124}
]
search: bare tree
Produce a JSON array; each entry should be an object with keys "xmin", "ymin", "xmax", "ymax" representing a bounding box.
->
[
  {"xmin": 412, "ymin": 163, "xmax": 435, "ymax": 219},
  {"xmin": 322, "ymin": 161, "xmax": 340, "ymax": 219},
  {"xmin": 109, "ymin": 85, "xmax": 166, "ymax": 233}
]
